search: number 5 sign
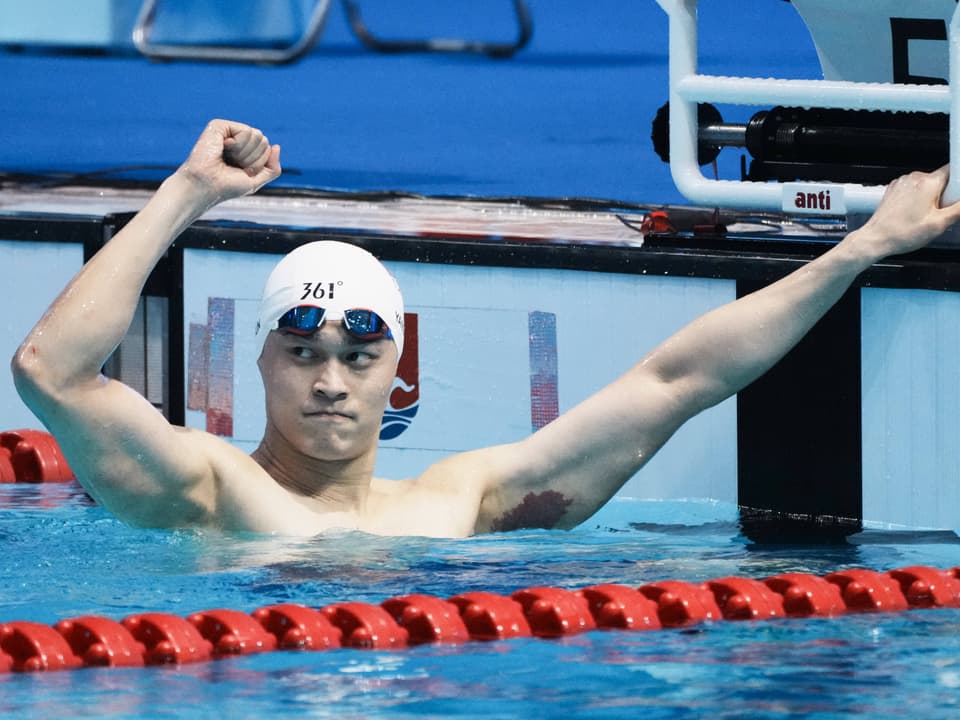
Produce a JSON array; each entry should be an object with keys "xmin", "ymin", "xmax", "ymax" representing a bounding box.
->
[{"xmin": 791, "ymin": 0, "xmax": 953, "ymax": 85}]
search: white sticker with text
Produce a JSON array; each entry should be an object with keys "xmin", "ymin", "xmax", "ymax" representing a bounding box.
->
[{"xmin": 782, "ymin": 183, "xmax": 846, "ymax": 216}]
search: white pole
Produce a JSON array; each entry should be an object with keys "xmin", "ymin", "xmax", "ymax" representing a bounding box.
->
[
  {"xmin": 654, "ymin": 0, "xmax": 932, "ymax": 214},
  {"xmin": 677, "ymin": 76, "xmax": 948, "ymax": 114},
  {"xmin": 944, "ymin": 3, "xmax": 960, "ymax": 205}
]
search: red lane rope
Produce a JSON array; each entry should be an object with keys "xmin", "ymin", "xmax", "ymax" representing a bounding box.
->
[
  {"xmin": 0, "ymin": 429, "xmax": 75, "ymax": 484},
  {"xmin": 5, "ymin": 431, "xmax": 960, "ymax": 672},
  {"xmin": 2, "ymin": 565, "xmax": 959, "ymax": 673}
]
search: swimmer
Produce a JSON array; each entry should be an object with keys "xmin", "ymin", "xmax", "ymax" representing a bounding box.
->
[{"xmin": 11, "ymin": 119, "xmax": 960, "ymax": 537}]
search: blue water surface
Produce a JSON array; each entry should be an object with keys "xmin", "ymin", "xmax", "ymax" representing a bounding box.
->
[{"xmin": 1, "ymin": 484, "xmax": 960, "ymax": 719}]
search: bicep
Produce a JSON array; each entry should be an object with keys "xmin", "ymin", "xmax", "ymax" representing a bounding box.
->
[
  {"xmin": 475, "ymin": 366, "xmax": 693, "ymax": 532},
  {"xmin": 477, "ymin": 369, "xmax": 686, "ymax": 531},
  {"xmin": 23, "ymin": 375, "xmax": 215, "ymax": 526}
]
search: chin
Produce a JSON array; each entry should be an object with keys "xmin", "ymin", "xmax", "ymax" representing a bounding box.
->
[{"xmin": 303, "ymin": 433, "xmax": 376, "ymax": 463}]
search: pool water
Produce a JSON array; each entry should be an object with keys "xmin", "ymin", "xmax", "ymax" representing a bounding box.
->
[{"xmin": 2, "ymin": 484, "xmax": 960, "ymax": 719}]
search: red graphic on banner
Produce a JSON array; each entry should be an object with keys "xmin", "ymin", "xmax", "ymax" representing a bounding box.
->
[
  {"xmin": 186, "ymin": 298, "xmax": 234, "ymax": 437},
  {"xmin": 381, "ymin": 313, "xmax": 419, "ymax": 441}
]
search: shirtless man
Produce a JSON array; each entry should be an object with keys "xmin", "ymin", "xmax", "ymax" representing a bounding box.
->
[{"xmin": 11, "ymin": 119, "xmax": 960, "ymax": 537}]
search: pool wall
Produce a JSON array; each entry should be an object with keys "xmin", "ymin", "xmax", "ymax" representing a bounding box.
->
[
  {"xmin": 0, "ymin": 226, "xmax": 96, "ymax": 428},
  {"xmin": 3, "ymin": 206, "xmax": 960, "ymax": 536}
]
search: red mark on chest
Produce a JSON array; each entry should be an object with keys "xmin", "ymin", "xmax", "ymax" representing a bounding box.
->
[{"xmin": 490, "ymin": 490, "xmax": 573, "ymax": 532}]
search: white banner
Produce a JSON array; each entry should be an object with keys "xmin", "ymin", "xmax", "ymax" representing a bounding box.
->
[{"xmin": 791, "ymin": 0, "xmax": 953, "ymax": 83}]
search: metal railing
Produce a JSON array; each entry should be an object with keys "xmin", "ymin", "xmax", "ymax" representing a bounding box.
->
[
  {"xmin": 655, "ymin": 0, "xmax": 960, "ymax": 214},
  {"xmin": 132, "ymin": 0, "xmax": 531, "ymax": 64}
]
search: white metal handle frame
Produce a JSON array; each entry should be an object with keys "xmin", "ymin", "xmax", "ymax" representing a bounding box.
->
[
  {"xmin": 132, "ymin": 0, "xmax": 334, "ymax": 65},
  {"xmin": 655, "ymin": 0, "xmax": 960, "ymax": 215}
]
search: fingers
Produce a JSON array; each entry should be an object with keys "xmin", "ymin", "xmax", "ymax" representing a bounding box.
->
[
  {"xmin": 930, "ymin": 164, "xmax": 951, "ymax": 185},
  {"xmin": 884, "ymin": 166, "xmax": 951, "ymax": 210},
  {"xmin": 223, "ymin": 125, "xmax": 270, "ymax": 171},
  {"xmin": 216, "ymin": 122, "xmax": 281, "ymax": 186},
  {"xmin": 245, "ymin": 144, "xmax": 283, "ymax": 193},
  {"xmin": 913, "ymin": 165, "xmax": 960, "ymax": 236},
  {"xmin": 932, "ymin": 165, "xmax": 960, "ymax": 213},
  {"xmin": 178, "ymin": 120, "xmax": 281, "ymax": 203},
  {"xmin": 263, "ymin": 144, "xmax": 282, "ymax": 178},
  {"xmin": 923, "ymin": 165, "xmax": 952, "ymax": 209},
  {"xmin": 937, "ymin": 191, "xmax": 960, "ymax": 231},
  {"xmin": 917, "ymin": 165, "xmax": 960, "ymax": 230}
]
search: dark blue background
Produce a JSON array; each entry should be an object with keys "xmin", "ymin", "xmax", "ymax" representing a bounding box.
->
[{"xmin": 0, "ymin": 0, "xmax": 820, "ymax": 205}]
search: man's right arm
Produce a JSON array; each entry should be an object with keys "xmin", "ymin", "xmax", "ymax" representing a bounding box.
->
[{"xmin": 10, "ymin": 120, "xmax": 281, "ymax": 527}]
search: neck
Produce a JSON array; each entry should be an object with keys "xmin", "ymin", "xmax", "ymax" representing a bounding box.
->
[{"xmin": 251, "ymin": 435, "xmax": 376, "ymax": 513}]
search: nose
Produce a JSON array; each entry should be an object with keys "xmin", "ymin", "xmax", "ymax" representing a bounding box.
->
[{"xmin": 311, "ymin": 360, "xmax": 349, "ymax": 401}]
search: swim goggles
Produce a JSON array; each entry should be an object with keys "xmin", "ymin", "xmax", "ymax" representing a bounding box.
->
[{"xmin": 275, "ymin": 305, "xmax": 394, "ymax": 342}]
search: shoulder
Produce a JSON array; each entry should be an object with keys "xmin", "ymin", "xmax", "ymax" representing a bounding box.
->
[
  {"xmin": 174, "ymin": 427, "xmax": 258, "ymax": 488},
  {"xmin": 363, "ymin": 450, "xmax": 508, "ymax": 537},
  {"xmin": 410, "ymin": 444, "xmax": 520, "ymax": 495},
  {"xmin": 170, "ymin": 431, "xmax": 300, "ymax": 525},
  {"xmin": 192, "ymin": 435, "xmax": 337, "ymax": 535},
  {"xmin": 185, "ymin": 427, "xmax": 253, "ymax": 462}
]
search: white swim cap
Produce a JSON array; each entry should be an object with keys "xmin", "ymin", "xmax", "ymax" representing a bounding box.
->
[{"xmin": 255, "ymin": 241, "xmax": 404, "ymax": 358}]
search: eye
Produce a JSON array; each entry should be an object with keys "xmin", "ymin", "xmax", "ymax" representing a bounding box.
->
[
  {"xmin": 345, "ymin": 350, "xmax": 376, "ymax": 367},
  {"xmin": 288, "ymin": 345, "xmax": 317, "ymax": 360}
]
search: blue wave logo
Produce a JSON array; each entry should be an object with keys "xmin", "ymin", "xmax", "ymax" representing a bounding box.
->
[{"xmin": 380, "ymin": 404, "xmax": 419, "ymax": 441}]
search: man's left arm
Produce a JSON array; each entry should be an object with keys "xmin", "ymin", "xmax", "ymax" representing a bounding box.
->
[{"xmin": 469, "ymin": 167, "xmax": 960, "ymax": 533}]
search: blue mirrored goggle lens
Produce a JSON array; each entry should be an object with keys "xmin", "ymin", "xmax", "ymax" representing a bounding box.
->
[
  {"xmin": 277, "ymin": 306, "xmax": 324, "ymax": 335},
  {"xmin": 276, "ymin": 306, "xmax": 393, "ymax": 342},
  {"xmin": 343, "ymin": 308, "xmax": 393, "ymax": 340}
]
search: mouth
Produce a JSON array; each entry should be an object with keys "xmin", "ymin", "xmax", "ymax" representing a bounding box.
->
[{"xmin": 304, "ymin": 409, "xmax": 353, "ymax": 421}]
